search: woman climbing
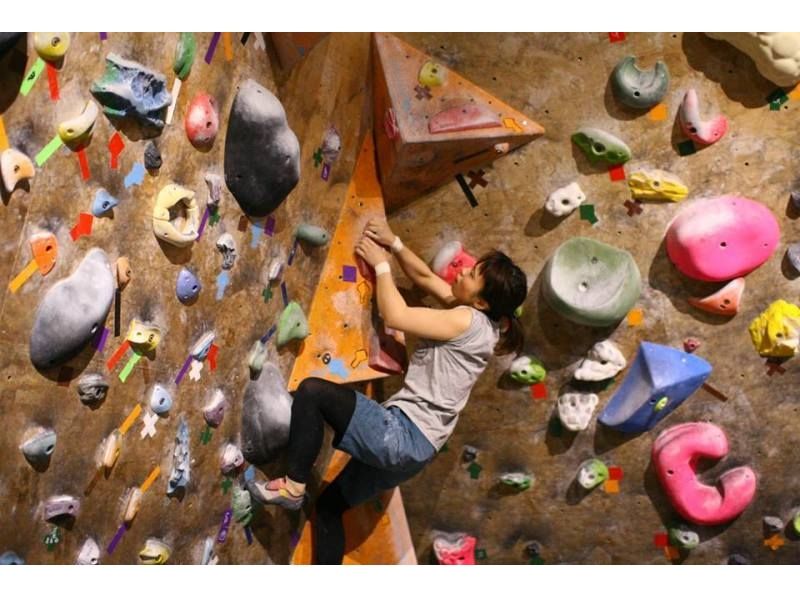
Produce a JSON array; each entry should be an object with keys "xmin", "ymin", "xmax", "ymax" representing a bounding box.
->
[{"xmin": 246, "ymin": 218, "xmax": 528, "ymax": 564}]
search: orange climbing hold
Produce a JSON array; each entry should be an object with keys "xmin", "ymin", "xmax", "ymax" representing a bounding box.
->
[{"xmin": 688, "ymin": 278, "xmax": 745, "ymax": 316}]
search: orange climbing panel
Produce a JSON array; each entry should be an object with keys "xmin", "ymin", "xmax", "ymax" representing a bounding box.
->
[
  {"xmin": 288, "ymin": 133, "xmax": 406, "ymax": 391},
  {"xmin": 372, "ymin": 33, "xmax": 545, "ymax": 211}
]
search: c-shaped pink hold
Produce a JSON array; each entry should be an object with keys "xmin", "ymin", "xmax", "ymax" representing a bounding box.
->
[
  {"xmin": 652, "ymin": 422, "xmax": 756, "ymax": 526},
  {"xmin": 678, "ymin": 89, "xmax": 728, "ymax": 145}
]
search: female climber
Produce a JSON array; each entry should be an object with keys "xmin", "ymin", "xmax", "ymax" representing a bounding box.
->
[{"xmin": 246, "ymin": 218, "xmax": 527, "ymax": 564}]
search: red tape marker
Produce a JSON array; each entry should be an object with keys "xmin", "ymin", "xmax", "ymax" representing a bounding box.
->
[
  {"xmin": 77, "ymin": 149, "xmax": 90, "ymax": 181},
  {"xmin": 46, "ymin": 63, "xmax": 59, "ymax": 101},
  {"xmin": 70, "ymin": 212, "xmax": 94, "ymax": 241},
  {"xmin": 106, "ymin": 340, "xmax": 131, "ymax": 371},
  {"xmin": 207, "ymin": 344, "xmax": 219, "ymax": 371},
  {"xmin": 108, "ymin": 132, "xmax": 124, "ymax": 169},
  {"xmin": 531, "ymin": 382, "xmax": 548, "ymax": 400}
]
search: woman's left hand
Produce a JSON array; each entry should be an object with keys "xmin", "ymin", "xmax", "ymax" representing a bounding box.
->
[{"xmin": 355, "ymin": 235, "xmax": 390, "ymax": 268}]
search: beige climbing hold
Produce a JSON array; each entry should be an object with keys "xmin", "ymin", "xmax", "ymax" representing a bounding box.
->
[
  {"xmin": 116, "ymin": 257, "xmax": 132, "ymax": 289},
  {"xmin": 34, "ymin": 32, "xmax": 70, "ymax": 62},
  {"xmin": 122, "ymin": 487, "xmax": 143, "ymax": 524},
  {"xmin": 688, "ymin": 278, "xmax": 745, "ymax": 317},
  {"xmin": 126, "ymin": 319, "xmax": 162, "ymax": 351},
  {"xmin": 152, "ymin": 183, "xmax": 199, "ymax": 247},
  {"xmin": 557, "ymin": 392, "xmax": 599, "ymax": 431},
  {"xmin": 707, "ymin": 33, "xmax": 800, "ymax": 87},
  {"xmin": 574, "ymin": 340, "xmax": 627, "ymax": 381},
  {"xmin": 99, "ymin": 430, "xmax": 122, "ymax": 472},
  {"xmin": 58, "ymin": 101, "xmax": 100, "ymax": 149},
  {"xmin": 627, "ymin": 169, "xmax": 688, "ymax": 202},
  {"xmin": 1, "ymin": 148, "xmax": 35, "ymax": 194}
]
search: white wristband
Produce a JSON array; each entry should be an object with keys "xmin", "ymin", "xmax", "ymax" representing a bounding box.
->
[
  {"xmin": 374, "ymin": 261, "xmax": 391, "ymax": 277},
  {"xmin": 390, "ymin": 236, "xmax": 404, "ymax": 253}
]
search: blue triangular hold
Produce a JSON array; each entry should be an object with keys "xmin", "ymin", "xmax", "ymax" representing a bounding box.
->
[{"xmin": 598, "ymin": 341, "xmax": 711, "ymax": 433}]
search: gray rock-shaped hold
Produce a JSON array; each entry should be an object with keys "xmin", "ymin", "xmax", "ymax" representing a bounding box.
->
[
  {"xmin": 20, "ymin": 427, "xmax": 57, "ymax": 464},
  {"xmin": 77, "ymin": 373, "xmax": 109, "ymax": 404},
  {"xmin": 786, "ymin": 243, "xmax": 800, "ymax": 274},
  {"xmin": 224, "ymin": 79, "xmax": 300, "ymax": 217},
  {"xmin": 90, "ymin": 53, "xmax": 172, "ymax": 132},
  {"xmin": 30, "ymin": 248, "xmax": 115, "ymax": 369},
  {"xmin": 241, "ymin": 362, "xmax": 293, "ymax": 464},
  {"xmin": 144, "ymin": 141, "xmax": 162, "ymax": 170},
  {"xmin": 167, "ymin": 417, "xmax": 190, "ymax": 495},
  {"xmin": 0, "ymin": 551, "xmax": 24, "ymax": 565}
]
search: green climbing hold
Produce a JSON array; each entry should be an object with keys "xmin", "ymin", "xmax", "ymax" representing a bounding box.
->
[
  {"xmin": 295, "ymin": 224, "xmax": 330, "ymax": 246},
  {"xmin": 277, "ymin": 301, "xmax": 309, "ymax": 347},
  {"xmin": 654, "ymin": 396, "xmax": 669, "ymax": 411},
  {"xmin": 509, "ymin": 355, "xmax": 546, "ymax": 385},
  {"xmin": 577, "ymin": 458, "xmax": 609, "ymax": 490},
  {"xmin": 571, "ymin": 127, "xmax": 631, "ymax": 165},
  {"xmin": 173, "ymin": 33, "xmax": 196, "ymax": 80},
  {"xmin": 669, "ymin": 525, "xmax": 699, "ymax": 550},
  {"xmin": 232, "ymin": 484, "xmax": 253, "ymax": 526},
  {"xmin": 500, "ymin": 472, "xmax": 533, "ymax": 491}
]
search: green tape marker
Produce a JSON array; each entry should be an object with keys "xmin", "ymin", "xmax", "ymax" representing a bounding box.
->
[
  {"xmin": 20, "ymin": 58, "xmax": 46, "ymax": 96},
  {"xmin": 118, "ymin": 351, "xmax": 142, "ymax": 382},
  {"xmin": 35, "ymin": 135, "xmax": 64, "ymax": 166}
]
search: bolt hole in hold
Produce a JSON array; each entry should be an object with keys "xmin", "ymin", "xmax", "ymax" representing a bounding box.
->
[
  {"xmin": 720, "ymin": 241, "xmax": 727, "ymax": 248},
  {"xmin": 634, "ymin": 91, "xmax": 640, "ymax": 97},
  {"xmin": 578, "ymin": 281, "xmax": 589, "ymax": 292},
  {"xmin": 91, "ymin": 324, "xmax": 98, "ymax": 334},
  {"xmin": 723, "ymin": 299, "xmax": 730, "ymax": 305},
  {"xmin": 14, "ymin": 165, "xmax": 20, "ymax": 173},
  {"xmin": 745, "ymin": 162, "xmax": 749, "ymax": 166},
  {"xmin": 591, "ymin": 257, "xmax": 598, "ymax": 264},
  {"xmin": 667, "ymin": 469, "xmax": 674, "ymax": 475},
  {"xmin": 52, "ymin": 36, "xmax": 60, "ymax": 46},
  {"xmin": 593, "ymin": 142, "xmax": 606, "ymax": 153},
  {"xmin": 562, "ymin": 199, "xmax": 570, "ymax": 205},
  {"xmin": 206, "ymin": 121, "xmax": 212, "ymax": 128}
]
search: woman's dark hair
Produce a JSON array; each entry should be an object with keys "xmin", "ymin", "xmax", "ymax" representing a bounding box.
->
[{"xmin": 475, "ymin": 250, "xmax": 527, "ymax": 355}]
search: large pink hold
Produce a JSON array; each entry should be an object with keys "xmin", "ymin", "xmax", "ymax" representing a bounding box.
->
[
  {"xmin": 652, "ymin": 422, "xmax": 756, "ymax": 526},
  {"xmin": 185, "ymin": 92, "xmax": 219, "ymax": 149},
  {"xmin": 665, "ymin": 195, "xmax": 779, "ymax": 282}
]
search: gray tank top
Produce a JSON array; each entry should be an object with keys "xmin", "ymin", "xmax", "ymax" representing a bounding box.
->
[{"xmin": 382, "ymin": 306, "xmax": 500, "ymax": 450}]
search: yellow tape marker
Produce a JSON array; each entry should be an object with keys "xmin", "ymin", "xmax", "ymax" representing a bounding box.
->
[
  {"xmin": 118, "ymin": 404, "xmax": 143, "ymax": 436},
  {"xmin": 8, "ymin": 260, "xmax": 39, "ymax": 293},
  {"xmin": 139, "ymin": 465, "xmax": 161, "ymax": 494},
  {"xmin": 0, "ymin": 115, "xmax": 9, "ymax": 151}
]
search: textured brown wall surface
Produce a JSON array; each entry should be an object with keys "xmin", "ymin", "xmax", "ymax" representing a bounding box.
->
[{"xmin": 2, "ymin": 32, "xmax": 799, "ymax": 565}]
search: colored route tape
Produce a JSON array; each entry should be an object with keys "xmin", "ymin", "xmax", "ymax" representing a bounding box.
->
[
  {"xmin": 139, "ymin": 466, "xmax": 161, "ymax": 493},
  {"xmin": 175, "ymin": 355, "xmax": 192, "ymax": 385},
  {"xmin": 205, "ymin": 33, "xmax": 221, "ymax": 64},
  {"xmin": 106, "ymin": 339, "xmax": 131, "ymax": 370},
  {"xmin": 106, "ymin": 524, "xmax": 126, "ymax": 554},
  {"xmin": 0, "ymin": 115, "xmax": 8, "ymax": 151},
  {"xmin": 118, "ymin": 404, "xmax": 143, "ymax": 435},
  {"xmin": 20, "ymin": 58, "xmax": 45, "ymax": 96},
  {"xmin": 46, "ymin": 63, "xmax": 59, "ymax": 101},
  {"xmin": 119, "ymin": 350, "xmax": 142, "ymax": 382},
  {"xmin": 77, "ymin": 149, "xmax": 90, "ymax": 180},
  {"xmin": 35, "ymin": 135, "xmax": 64, "ymax": 167},
  {"xmin": 8, "ymin": 260, "xmax": 38, "ymax": 293}
]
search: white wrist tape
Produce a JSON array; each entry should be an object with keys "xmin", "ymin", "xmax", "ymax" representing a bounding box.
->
[
  {"xmin": 374, "ymin": 262, "xmax": 391, "ymax": 276},
  {"xmin": 390, "ymin": 236, "xmax": 404, "ymax": 253}
]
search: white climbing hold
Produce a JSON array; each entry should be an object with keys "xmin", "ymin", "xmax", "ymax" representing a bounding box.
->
[
  {"xmin": 545, "ymin": 182, "xmax": 586, "ymax": 217},
  {"xmin": 557, "ymin": 392, "xmax": 599, "ymax": 431},
  {"xmin": 574, "ymin": 340, "xmax": 626, "ymax": 381}
]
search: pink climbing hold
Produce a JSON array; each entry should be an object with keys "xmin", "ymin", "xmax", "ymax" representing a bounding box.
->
[
  {"xmin": 429, "ymin": 103, "xmax": 501, "ymax": 134},
  {"xmin": 185, "ymin": 92, "xmax": 219, "ymax": 149},
  {"xmin": 665, "ymin": 196, "xmax": 779, "ymax": 282},
  {"xmin": 652, "ymin": 422, "xmax": 757, "ymax": 526},
  {"xmin": 433, "ymin": 534, "xmax": 477, "ymax": 565},
  {"xmin": 688, "ymin": 277, "xmax": 745, "ymax": 316},
  {"xmin": 678, "ymin": 88, "xmax": 728, "ymax": 146},
  {"xmin": 431, "ymin": 241, "xmax": 477, "ymax": 285}
]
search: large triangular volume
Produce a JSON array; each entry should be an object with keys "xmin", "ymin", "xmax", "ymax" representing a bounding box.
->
[
  {"xmin": 372, "ymin": 33, "xmax": 545, "ymax": 211},
  {"xmin": 288, "ymin": 133, "xmax": 407, "ymax": 391}
]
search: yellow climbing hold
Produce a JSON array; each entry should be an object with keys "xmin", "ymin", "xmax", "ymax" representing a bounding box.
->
[
  {"xmin": 418, "ymin": 61, "xmax": 446, "ymax": 87},
  {"xmin": 627, "ymin": 170, "xmax": 688, "ymax": 202},
  {"xmin": 33, "ymin": 33, "xmax": 70, "ymax": 62},
  {"xmin": 126, "ymin": 319, "xmax": 163, "ymax": 351},
  {"xmin": 748, "ymin": 299, "xmax": 800, "ymax": 358}
]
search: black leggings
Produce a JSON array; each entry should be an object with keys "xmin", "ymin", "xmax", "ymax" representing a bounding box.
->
[{"xmin": 287, "ymin": 377, "xmax": 357, "ymax": 564}]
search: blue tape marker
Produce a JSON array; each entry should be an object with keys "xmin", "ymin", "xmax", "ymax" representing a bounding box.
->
[
  {"xmin": 215, "ymin": 271, "xmax": 230, "ymax": 301},
  {"xmin": 124, "ymin": 162, "xmax": 146, "ymax": 188},
  {"xmin": 250, "ymin": 220, "xmax": 263, "ymax": 248}
]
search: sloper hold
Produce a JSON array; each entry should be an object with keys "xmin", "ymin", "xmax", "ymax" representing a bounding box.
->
[
  {"xmin": 241, "ymin": 362, "xmax": 292, "ymax": 464},
  {"xmin": 33, "ymin": 33, "xmax": 70, "ymax": 62},
  {"xmin": 706, "ymin": 33, "xmax": 800, "ymax": 87},
  {"xmin": 610, "ymin": 56, "xmax": 669, "ymax": 109},
  {"xmin": 20, "ymin": 427, "xmax": 57, "ymax": 464},
  {"xmin": 295, "ymin": 224, "xmax": 330, "ymax": 246},
  {"xmin": 58, "ymin": 101, "xmax": 100, "ymax": 149},
  {"xmin": 276, "ymin": 301, "xmax": 309, "ymax": 347},
  {"xmin": 598, "ymin": 342, "xmax": 712, "ymax": 433},
  {"xmin": 224, "ymin": 79, "xmax": 300, "ymax": 217},
  {"xmin": 748, "ymin": 299, "xmax": 800, "ymax": 357},
  {"xmin": 688, "ymin": 277, "xmax": 745, "ymax": 316},
  {"xmin": 627, "ymin": 170, "xmax": 688, "ymax": 202},
  {"xmin": 152, "ymin": 183, "xmax": 199, "ymax": 247},
  {"xmin": 29, "ymin": 248, "xmax": 114, "ymax": 370},
  {"xmin": 176, "ymin": 267, "xmax": 201, "ymax": 304},
  {"xmin": 571, "ymin": 128, "xmax": 631, "ymax": 165},
  {"xmin": 678, "ymin": 89, "xmax": 728, "ymax": 146},
  {"xmin": 542, "ymin": 237, "xmax": 641, "ymax": 327},
  {"xmin": 372, "ymin": 33, "xmax": 544, "ymax": 211},
  {"xmin": 1, "ymin": 148, "xmax": 35, "ymax": 194},
  {"xmin": 91, "ymin": 189, "xmax": 119, "ymax": 217},
  {"xmin": 652, "ymin": 422, "xmax": 757, "ymax": 525}
]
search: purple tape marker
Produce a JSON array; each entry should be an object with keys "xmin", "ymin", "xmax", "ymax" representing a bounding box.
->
[
  {"xmin": 244, "ymin": 526, "xmax": 253, "ymax": 545},
  {"xmin": 197, "ymin": 206, "xmax": 211, "ymax": 238},
  {"xmin": 175, "ymin": 356, "xmax": 192, "ymax": 385},
  {"xmin": 264, "ymin": 216, "xmax": 275, "ymax": 237},
  {"xmin": 99, "ymin": 33, "xmax": 108, "ymax": 41},
  {"xmin": 106, "ymin": 524, "xmax": 126, "ymax": 554},
  {"xmin": 93, "ymin": 327, "xmax": 110, "ymax": 352},
  {"xmin": 290, "ymin": 530, "xmax": 300, "ymax": 547},
  {"xmin": 321, "ymin": 163, "xmax": 331, "ymax": 181},
  {"xmin": 287, "ymin": 238, "xmax": 298, "ymax": 266},
  {"xmin": 217, "ymin": 509, "xmax": 233, "ymax": 543},
  {"xmin": 280, "ymin": 282, "xmax": 288, "ymax": 307},
  {"xmin": 205, "ymin": 33, "xmax": 221, "ymax": 64},
  {"xmin": 260, "ymin": 324, "xmax": 277, "ymax": 344},
  {"xmin": 342, "ymin": 265, "xmax": 357, "ymax": 283}
]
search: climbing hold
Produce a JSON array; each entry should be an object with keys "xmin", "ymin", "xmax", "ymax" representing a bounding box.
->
[
  {"xmin": 748, "ymin": 300, "xmax": 800, "ymax": 357},
  {"xmin": 652, "ymin": 422, "xmax": 757, "ymax": 525},
  {"xmin": 787, "ymin": 242, "xmax": 800, "ymax": 274},
  {"xmin": 321, "ymin": 127, "xmax": 342, "ymax": 165},
  {"xmin": 571, "ymin": 128, "xmax": 631, "ymax": 165},
  {"xmin": 429, "ymin": 104, "xmax": 501, "ymax": 134},
  {"xmin": 232, "ymin": 483, "xmax": 253, "ymax": 525},
  {"xmin": 175, "ymin": 267, "xmax": 201, "ymax": 304},
  {"xmin": 216, "ymin": 233, "xmax": 237, "ymax": 269},
  {"xmin": 205, "ymin": 173, "xmax": 223, "ymax": 208},
  {"xmin": 29, "ymin": 249, "xmax": 114, "ymax": 370},
  {"xmin": 419, "ymin": 60, "xmax": 447, "ymax": 87},
  {"xmin": 200, "ymin": 537, "xmax": 216, "ymax": 565},
  {"xmin": 524, "ymin": 541, "xmax": 542, "ymax": 558},
  {"xmin": 173, "ymin": 33, "xmax": 196, "ymax": 80},
  {"xmin": 499, "ymin": 472, "xmax": 533, "ymax": 491},
  {"xmin": 666, "ymin": 195, "xmax": 779, "ymax": 282},
  {"xmin": 462, "ymin": 445, "xmax": 479, "ymax": 462},
  {"xmin": 58, "ymin": 101, "xmax": 100, "ymax": 150},
  {"xmin": 152, "ymin": 183, "xmax": 199, "ymax": 247},
  {"xmin": 688, "ymin": 278, "xmax": 745, "ymax": 317},
  {"xmin": 508, "ymin": 355, "xmax": 546, "ymax": 385},
  {"xmin": 574, "ymin": 340, "xmax": 627, "ymax": 381},
  {"xmin": 678, "ymin": 89, "xmax": 728, "ymax": 146},
  {"xmin": 576, "ymin": 459, "xmax": 609, "ymax": 490},
  {"xmin": 99, "ymin": 430, "xmax": 122, "ymax": 472},
  {"xmin": 0, "ymin": 551, "xmax": 25, "ymax": 565},
  {"xmin": 139, "ymin": 538, "xmax": 171, "ymax": 565},
  {"xmin": 116, "ymin": 257, "xmax": 132, "ymax": 289},
  {"xmin": 545, "ymin": 182, "xmax": 586, "ymax": 217},
  {"xmin": 728, "ymin": 554, "xmax": 750, "ymax": 565},
  {"xmin": 43, "ymin": 495, "xmax": 80, "ymax": 522},
  {"xmin": 295, "ymin": 224, "xmax": 330, "ymax": 246},
  {"xmin": 126, "ymin": 319, "xmax": 162, "ymax": 351},
  {"xmin": 683, "ymin": 338, "xmax": 701, "ymax": 353},
  {"xmin": 190, "ymin": 330, "xmax": 216, "ymax": 361},
  {"xmin": 598, "ymin": 342, "xmax": 711, "ymax": 433},
  {"xmin": 791, "ymin": 191, "xmax": 800, "ymax": 212},
  {"xmin": 144, "ymin": 141, "xmax": 162, "ymax": 170},
  {"xmin": 91, "ymin": 54, "xmax": 172, "ymax": 131},
  {"xmin": 542, "ymin": 237, "xmax": 641, "ymax": 327},
  {"xmin": 185, "ymin": 92, "xmax": 219, "ymax": 149},
  {"xmin": 431, "ymin": 241, "xmax": 477, "ymax": 285},
  {"xmin": 203, "ymin": 389, "xmax": 226, "ymax": 427},
  {"xmin": 20, "ymin": 427, "xmax": 57, "ymax": 465},
  {"xmin": 669, "ymin": 525, "xmax": 700, "ymax": 550},
  {"xmin": 763, "ymin": 516, "xmax": 784, "ymax": 535},
  {"xmin": 122, "ymin": 487, "xmax": 143, "ymax": 524},
  {"xmin": 267, "ymin": 254, "xmax": 284, "ymax": 283},
  {"xmin": 627, "ymin": 170, "xmax": 688, "ymax": 202},
  {"xmin": 76, "ymin": 538, "xmax": 100, "ymax": 565},
  {"xmin": 241, "ymin": 362, "xmax": 292, "ymax": 464},
  {"xmin": 247, "ymin": 340, "xmax": 269, "ymax": 377},
  {"xmin": 91, "ymin": 189, "xmax": 119, "ymax": 217},
  {"xmin": 224, "ymin": 79, "xmax": 300, "ymax": 217},
  {"xmin": 432, "ymin": 533, "xmax": 477, "ymax": 565},
  {"xmin": 77, "ymin": 373, "xmax": 109, "ymax": 405},
  {"xmin": 793, "ymin": 512, "xmax": 800, "ymax": 535},
  {"xmin": 557, "ymin": 392, "xmax": 599, "ymax": 431},
  {"xmin": 706, "ymin": 33, "xmax": 800, "ymax": 87},
  {"xmin": 166, "ymin": 417, "xmax": 190, "ymax": 496},
  {"xmin": 1, "ymin": 148, "xmax": 35, "ymax": 194},
  {"xmin": 610, "ymin": 56, "xmax": 669, "ymax": 109},
  {"xmin": 220, "ymin": 443, "xmax": 244, "ymax": 475},
  {"xmin": 28, "ymin": 232, "xmax": 58, "ymax": 276},
  {"xmin": 276, "ymin": 301, "xmax": 309, "ymax": 347},
  {"xmin": 33, "ymin": 33, "xmax": 70, "ymax": 62},
  {"xmin": 149, "ymin": 384, "xmax": 173, "ymax": 415}
]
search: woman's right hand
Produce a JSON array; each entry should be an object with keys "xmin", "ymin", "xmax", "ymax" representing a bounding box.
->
[{"xmin": 363, "ymin": 218, "xmax": 396, "ymax": 248}]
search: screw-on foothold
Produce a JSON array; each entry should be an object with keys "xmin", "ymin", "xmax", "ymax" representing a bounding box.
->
[
  {"xmin": 462, "ymin": 445, "xmax": 478, "ymax": 462},
  {"xmin": 763, "ymin": 515, "xmax": 784, "ymax": 535},
  {"xmin": 727, "ymin": 553, "xmax": 750, "ymax": 565}
]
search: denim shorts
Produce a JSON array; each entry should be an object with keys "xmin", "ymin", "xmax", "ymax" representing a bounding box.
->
[{"xmin": 333, "ymin": 392, "xmax": 436, "ymax": 506}]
